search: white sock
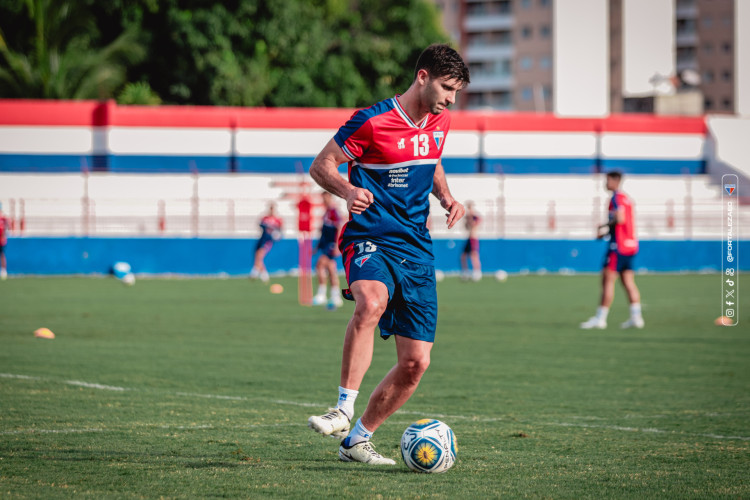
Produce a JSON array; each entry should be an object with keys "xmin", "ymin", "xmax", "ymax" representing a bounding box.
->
[
  {"xmin": 596, "ymin": 306, "xmax": 609, "ymax": 320},
  {"xmin": 344, "ymin": 418, "xmax": 372, "ymax": 447},
  {"xmin": 315, "ymin": 284, "xmax": 327, "ymax": 297},
  {"xmin": 335, "ymin": 386, "xmax": 358, "ymax": 420},
  {"xmin": 630, "ymin": 303, "xmax": 642, "ymax": 318}
]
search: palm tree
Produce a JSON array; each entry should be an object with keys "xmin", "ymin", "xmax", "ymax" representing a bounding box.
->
[{"xmin": 0, "ymin": 0, "xmax": 144, "ymax": 99}]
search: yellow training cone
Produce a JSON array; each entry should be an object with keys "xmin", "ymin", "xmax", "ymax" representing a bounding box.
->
[{"xmin": 34, "ymin": 328, "xmax": 55, "ymax": 339}]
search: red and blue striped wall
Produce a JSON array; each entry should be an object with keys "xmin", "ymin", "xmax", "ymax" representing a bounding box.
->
[{"xmin": 0, "ymin": 99, "xmax": 707, "ymax": 175}]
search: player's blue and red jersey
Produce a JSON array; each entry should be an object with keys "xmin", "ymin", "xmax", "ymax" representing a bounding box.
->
[
  {"xmin": 260, "ymin": 215, "xmax": 283, "ymax": 241},
  {"xmin": 0, "ymin": 214, "xmax": 9, "ymax": 246},
  {"xmin": 320, "ymin": 206, "xmax": 341, "ymax": 244},
  {"xmin": 608, "ymin": 191, "xmax": 638, "ymax": 255},
  {"xmin": 334, "ymin": 96, "xmax": 450, "ymax": 264}
]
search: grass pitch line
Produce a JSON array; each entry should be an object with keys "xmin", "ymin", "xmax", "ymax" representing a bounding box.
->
[
  {"xmin": 551, "ymin": 421, "xmax": 750, "ymax": 441},
  {"xmin": 0, "ymin": 428, "xmax": 104, "ymax": 435}
]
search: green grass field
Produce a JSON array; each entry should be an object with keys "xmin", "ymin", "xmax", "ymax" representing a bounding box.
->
[{"xmin": 0, "ymin": 274, "xmax": 748, "ymax": 499}]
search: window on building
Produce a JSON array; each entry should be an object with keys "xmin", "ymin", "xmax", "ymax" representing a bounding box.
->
[
  {"xmin": 722, "ymin": 70, "xmax": 732, "ymax": 82},
  {"xmin": 703, "ymin": 70, "xmax": 714, "ymax": 83},
  {"xmin": 521, "ymin": 25, "xmax": 533, "ymax": 38},
  {"xmin": 722, "ymin": 42, "xmax": 732, "ymax": 54},
  {"xmin": 521, "ymin": 86, "xmax": 533, "ymax": 101},
  {"xmin": 539, "ymin": 56, "xmax": 551, "ymax": 69},
  {"xmin": 722, "ymin": 98, "xmax": 732, "ymax": 110},
  {"xmin": 702, "ymin": 42, "xmax": 713, "ymax": 54},
  {"xmin": 702, "ymin": 16, "xmax": 712, "ymax": 28},
  {"xmin": 519, "ymin": 57, "xmax": 533, "ymax": 70},
  {"xmin": 540, "ymin": 25, "xmax": 551, "ymax": 38},
  {"xmin": 704, "ymin": 98, "xmax": 713, "ymax": 110},
  {"xmin": 539, "ymin": 0, "xmax": 551, "ymax": 6},
  {"xmin": 521, "ymin": 0, "xmax": 531, "ymax": 8}
]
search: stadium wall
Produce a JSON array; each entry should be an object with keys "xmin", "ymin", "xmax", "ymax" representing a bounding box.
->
[
  {"xmin": 4, "ymin": 236, "xmax": 742, "ymax": 276},
  {"xmin": 0, "ymin": 100, "xmax": 707, "ymax": 175}
]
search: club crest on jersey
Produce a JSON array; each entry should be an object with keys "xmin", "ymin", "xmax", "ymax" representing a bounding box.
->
[
  {"xmin": 397, "ymin": 138, "xmax": 405, "ymax": 150},
  {"xmin": 355, "ymin": 255, "xmax": 371, "ymax": 267},
  {"xmin": 725, "ymin": 184, "xmax": 736, "ymax": 195},
  {"xmin": 433, "ymin": 131, "xmax": 444, "ymax": 149}
]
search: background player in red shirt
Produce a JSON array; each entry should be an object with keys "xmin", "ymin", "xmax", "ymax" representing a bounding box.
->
[
  {"xmin": 249, "ymin": 202, "xmax": 282, "ymax": 283},
  {"xmin": 581, "ymin": 171, "xmax": 645, "ymax": 329},
  {"xmin": 460, "ymin": 201, "xmax": 482, "ymax": 281},
  {"xmin": 312, "ymin": 191, "xmax": 344, "ymax": 308},
  {"xmin": 0, "ymin": 202, "xmax": 9, "ymax": 280},
  {"xmin": 307, "ymin": 44, "xmax": 469, "ymax": 465}
]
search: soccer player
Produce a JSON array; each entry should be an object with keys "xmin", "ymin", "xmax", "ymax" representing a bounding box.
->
[
  {"xmin": 460, "ymin": 201, "xmax": 482, "ymax": 281},
  {"xmin": 312, "ymin": 191, "xmax": 344, "ymax": 308},
  {"xmin": 249, "ymin": 202, "xmax": 282, "ymax": 283},
  {"xmin": 0, "ymin": 202, "xmax": 9, "ymax": 280},
  {"xmin": 307, "ymin": 44, "xmax": 470, "ymax": 465},
  {"xmin": 581, "ymin": 171, "xmax": 645, "ymax": 330}
]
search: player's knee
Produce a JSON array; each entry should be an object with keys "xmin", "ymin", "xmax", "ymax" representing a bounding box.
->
[
  {"xmin": 354, "ymin": 295, "xmax": 387, "ymax": 321},
  {"xmin": 399, "ymin": 352, "xmax": 431, "ymax": 381}
]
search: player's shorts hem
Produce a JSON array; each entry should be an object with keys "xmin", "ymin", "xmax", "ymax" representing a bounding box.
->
[{"xmin": 378, "ymin": 329, "xmax": 435, "ymax": 343}]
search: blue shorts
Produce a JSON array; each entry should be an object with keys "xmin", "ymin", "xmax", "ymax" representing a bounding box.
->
[
  {"xmin": 255, "ymin": 234, "xmax": 274, "ymax": 252},
  {"xmin": 342, "ymin": 242, "xmax": 437, "ymax": 343},
  {"xmin": 603, "ymin": 250, "xmax": 636, "ymax": 272},
  {"xmin": 316, "ymin": 238, "xmax": 338, "ymax": 259}
]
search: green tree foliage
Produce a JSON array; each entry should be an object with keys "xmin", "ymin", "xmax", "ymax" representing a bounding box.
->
[
  {"xmin": 0, "ymin": 0, "xmax": 145, "ymax": 99},
  {"xmin": 0, "ymin": 0, "xmax": 450, "ymax": 107}
]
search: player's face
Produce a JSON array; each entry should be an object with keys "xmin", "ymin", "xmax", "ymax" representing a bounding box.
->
[
  {"xmin": 606, "ymin": 176, "xmax": 620, "ymax": 191},
  {"xmin": 423, "ymin": 74, "xmax": 463, "ymax": 115}
]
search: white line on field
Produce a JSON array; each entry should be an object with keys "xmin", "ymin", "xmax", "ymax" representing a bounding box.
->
[
  {"xmin": 3, "ymin": 373, "xmax": 749, "ymax": 441},
  {"xmin": 0, "ymin": 428, "xmax": 104, "ymax": 435},
  {"xmin": 550, "ymin": 421, "xmax": 750, "ymax": 441},
  {"xmin": 65, "ymin": 380, "xmax": 128, "ymax": 391}
]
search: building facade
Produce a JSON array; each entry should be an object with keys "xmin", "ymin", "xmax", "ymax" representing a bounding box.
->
[{"xmin": 433, "ymin": 0, "xmax": 746, "ymax": 115}]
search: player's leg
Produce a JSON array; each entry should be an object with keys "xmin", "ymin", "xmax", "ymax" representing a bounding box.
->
[
  {"xmin": 619, "ymin": 268, "xmax": 644, "ymax": 329},
  {"xmin": 308, "ymin": 279, "xmax": 388, "ymax": 438},
  {"xmin": 470, "ymin": 248, "xmax": 482, "ymax": 281},
  {"xmin": 313, "ymin": 254, "xmax": 329, "ymax": 305},
  {"xmin": 581, "ymin": 253, "xmax": 617, "ymax": 329},
  {"xmin": 327, "ymin": 257, "xmax": 343, "ymax": 307},
  {"xmin": 339, "ymin": 335, "xmax": 431, "ymax": 466},
  {"xmin": 361, "ymin": 335, "xmax": 432, "ymax": 432},
  {"xmin": 340, "ymin": 279, "xmax": 389, "ymax": 389},
  {"xmin": 460, "ymin": 251, "xmax": 469, "ymax": 280},
  {"xmin": 0, "ymin": 246, "xmax": 6, "ymax": 280}
]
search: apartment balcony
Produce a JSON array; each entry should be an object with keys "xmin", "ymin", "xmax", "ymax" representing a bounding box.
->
[
  {"xmin": 675, "ymin": 4, "xmax": 698, "ymax": 19},
  {"xmin": 466, "ymin": 72, "xmax": 514, "ymax": 92},
  {"xmin": 675, "ymin": 31, "xmax": 698, "ymax": 47},
  {"xmin": 464, "ymin": 13, "xmax": 514, "ymax": 32},
  {"xmin": 465, "ymin": 43, "xmax": 514, "ymax": 61}
]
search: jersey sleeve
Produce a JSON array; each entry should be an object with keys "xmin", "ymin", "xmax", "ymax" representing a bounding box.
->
[{"xmin": 333, "ymin": 110, "xmax": 373, "ymax": 160}]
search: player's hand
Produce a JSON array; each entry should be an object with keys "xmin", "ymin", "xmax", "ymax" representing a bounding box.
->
[
  {"xmin": 441, "ymin": 197, "xmax": 464, "ymax": 229},
  {"xmin": 346, "ymin": 187, "xmax": 374, "ymax": 214}
]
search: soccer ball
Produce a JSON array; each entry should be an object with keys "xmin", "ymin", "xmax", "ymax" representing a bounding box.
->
[{"xmin": 400, "ymin": 419, "xmax": 456, "ymax": 473}]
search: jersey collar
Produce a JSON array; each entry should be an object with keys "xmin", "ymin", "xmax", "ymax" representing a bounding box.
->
[{"xmin": 392, "ymin": 96, "xmax": 429, "ymax": 129}]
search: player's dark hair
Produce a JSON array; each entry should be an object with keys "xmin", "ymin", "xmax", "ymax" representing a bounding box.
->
[
  {"xmin": 606, "ymin": 170, "xmax": 623, "ymax": 181},
  {"xmin": 414, "ymin": 44, "xmax": 470, "ymax": 87}
]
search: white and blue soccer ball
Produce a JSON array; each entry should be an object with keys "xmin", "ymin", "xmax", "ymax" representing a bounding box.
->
[{"xmin": 400, "ymin": 419, "xmax": 456, "ymax": 473}]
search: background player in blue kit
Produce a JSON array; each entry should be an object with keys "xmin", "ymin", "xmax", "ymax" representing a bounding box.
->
[
  {"xmin": 249, "ymin": 202, "xmax": 282, "ymax": 283},
  {"xmin": 312, "ymin": 191, "xmax": 344, "ymax": 308},
  {"xmin": 307, "ymin": 44, "xmax": 470, "ymax": 465}
]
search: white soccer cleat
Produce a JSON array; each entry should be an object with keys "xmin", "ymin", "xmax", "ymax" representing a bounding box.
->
[
  {"xmin": 308, "ymin": 408, "xmax": 351, "ymax": 439},
  {"xmin": 620, "ymin": 317, "xmax": 645, "ymax": 329},
  {"xmin": 580, "ymin": 316, "xmax": 607, "ymax": 329},
  {"xmin": 330, "ymin": 294, "xmax": 343, "ymax": 307},
  {"xmin": 312, "ymin": 294, "xmax": 327, "ymax": 306},
  {"xmin": 339, "ymin": 440, "xmax": 396, "ymax": 465}
]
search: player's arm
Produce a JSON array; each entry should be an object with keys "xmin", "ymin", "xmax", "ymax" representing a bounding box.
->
[
  {"xmin": 309, "ymin": 138, "xmax": 373, "ymax": 214},
  {"xmin": 431, "ymin": 158, "xmax": 464, "ymax": 229}
]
